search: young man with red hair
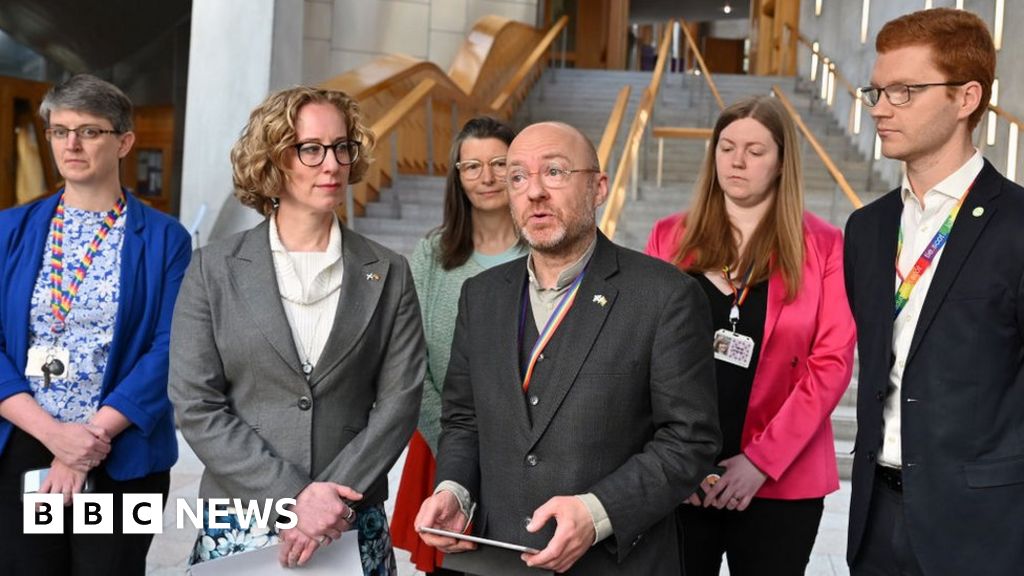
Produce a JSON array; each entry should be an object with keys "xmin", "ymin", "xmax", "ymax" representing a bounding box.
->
[{"xmin": 844, "ymin": 8, "xmax": 1024, "ymax": 575}]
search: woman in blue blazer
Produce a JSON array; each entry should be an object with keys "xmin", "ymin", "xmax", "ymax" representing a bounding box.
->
[{"xmin": 0, "ymin": 75, "xmax": 190, "ymax": 575}]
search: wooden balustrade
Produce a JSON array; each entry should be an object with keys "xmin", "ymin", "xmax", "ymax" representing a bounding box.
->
[
  {"xmin": 772, "ymin": 85, "xmax": 863, "ymax": 209},
  {"xmin": 596, "ymin": 85, "xmax": 631, "ymax": 172},
  {"xmin": 679, "ymin": 18, "xmax": 725, "ymax": 111},
  {"xmin": 599, "ymin": 21, "xmax": 674, "ymax": 240},
  {"xmin": 320, "ymin": 15, "xmax": 569, "ymax": 219}
]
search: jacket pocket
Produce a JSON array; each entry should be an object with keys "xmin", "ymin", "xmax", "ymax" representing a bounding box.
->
[{"xmin": 965, "ymin": 454, "xmax": 1024, "ymax": 488}]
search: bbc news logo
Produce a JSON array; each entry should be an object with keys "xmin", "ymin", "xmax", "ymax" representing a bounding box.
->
[{"xmin": 23, "ymin": 495, "xmax": 298, "ymax": 534}]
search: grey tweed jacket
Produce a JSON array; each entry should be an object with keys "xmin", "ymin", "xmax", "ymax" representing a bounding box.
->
[{"xmin": 169, "ymin": 219, "xmax": 425, "ymax": 516}]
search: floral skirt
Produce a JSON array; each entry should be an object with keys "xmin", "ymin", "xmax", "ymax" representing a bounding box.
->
[{"xmin": 188, "ymin": 502, "xmax": 395, "ymax": 575}]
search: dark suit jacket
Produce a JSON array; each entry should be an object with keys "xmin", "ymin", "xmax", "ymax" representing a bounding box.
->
[
  {"xmin": 436, "ymin": 232, "xmax": 720, "ymax": 575},
  {"xmin": 844, "ymin": 160, "xmax": 1024, "ymax": 575}
]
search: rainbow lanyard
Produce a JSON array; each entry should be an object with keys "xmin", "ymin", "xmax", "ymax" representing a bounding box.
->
[
  {"xmin": 893, "ymin": 179, "xmax": 976, "ymax": 319},
  {"xmin": 49, "ymin": 193, "xmax": 126, "ymax": 332},
  {"xmin": 722, "ymin": 265, "xmax": 755, "ymax": 333},
  {"xmin": 519, "ymin": 268, "xmax": 586, "ymax": 393}
]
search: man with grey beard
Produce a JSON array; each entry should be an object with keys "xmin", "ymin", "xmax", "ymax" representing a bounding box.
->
[{"xmin": 416, "ymin": 122, "xmax": 720, "ymax": 575}]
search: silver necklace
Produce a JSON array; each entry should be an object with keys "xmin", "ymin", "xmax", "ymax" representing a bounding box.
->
[{"xmin": 293, "ymin": 264, "xmax": 333, "ymax": 378}]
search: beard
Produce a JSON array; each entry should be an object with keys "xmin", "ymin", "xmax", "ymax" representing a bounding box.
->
[{"xmin": 515, "ymin": 193, "xmax": 596, "ymax": 256}]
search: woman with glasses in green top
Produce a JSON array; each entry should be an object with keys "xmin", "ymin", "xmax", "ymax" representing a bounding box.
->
[{"xmin": 391, "ymin": 117, "xmax": 526, "ymax": 575}]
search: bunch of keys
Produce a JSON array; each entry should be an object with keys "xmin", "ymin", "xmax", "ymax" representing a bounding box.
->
[{"xmin": 41, "ymin": 357, "xmax": 65, "ymax": 389}]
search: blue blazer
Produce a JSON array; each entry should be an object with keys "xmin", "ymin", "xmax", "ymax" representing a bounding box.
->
[{"xmin": 0, "ymin": 191, "xmax": 191, "ymax": 480}]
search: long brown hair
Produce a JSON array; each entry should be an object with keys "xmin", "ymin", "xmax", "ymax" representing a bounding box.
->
[
  {"xmin": 673, "ymin": 95, "xmax": 804, "ymax": 299},
  {"xmin": 437, "ymin": 117, "xmax": 516, "ymax": 270}
]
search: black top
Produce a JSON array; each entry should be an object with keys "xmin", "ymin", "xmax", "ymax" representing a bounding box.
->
[{"xmin": 692, "ymin": 272, "xmax": 768, "ymax": 460}]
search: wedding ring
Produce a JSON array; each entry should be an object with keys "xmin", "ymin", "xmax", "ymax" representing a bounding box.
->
[
  {"xmin": 343, "ymin": 507, "xmax": 356, "ymax": 523},
  {"xmin": 318, "ymin": 535, "xmax": 331, "ymax": 545}
]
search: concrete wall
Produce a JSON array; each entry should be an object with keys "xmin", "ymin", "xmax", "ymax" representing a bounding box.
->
[
  {"xmin": 180, "ymin": 0, "xmax": 537, "ymax": 243},
  {"xmin": 180, "ymin": 0, "xmax": 304, "ymax": 245},
  {"xmin": 302, "ymin": 0, "xmax": 539, "ymax": 85},
  {"xmin": 798, "ymin": 0, "xmax": 1022, "ymax": 187}
]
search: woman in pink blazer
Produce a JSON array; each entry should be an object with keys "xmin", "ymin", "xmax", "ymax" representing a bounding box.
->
[{"xmin": 645, "ymin": 95, "xmax": 855, "ymax": 576}]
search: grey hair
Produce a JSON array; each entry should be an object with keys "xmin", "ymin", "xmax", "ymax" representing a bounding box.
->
[{"xmin": 39, "ymin": 74, "xmax": 134, "ymax": 133}]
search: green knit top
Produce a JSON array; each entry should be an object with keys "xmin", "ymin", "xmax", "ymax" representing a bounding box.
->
[{"xmin": 411, "ymin": 233, "xmax": 527, "ymax": 454}]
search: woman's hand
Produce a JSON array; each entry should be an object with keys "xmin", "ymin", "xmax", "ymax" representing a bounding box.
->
[
  {"xmin": 39, "ymin": 458, "xmax": 89, "ymax": 506},
  {"xmin": 292, "ymin": 482, "xmax": 363, "ymax": 541},
  {"xmin": 41, "ymin": 422, "xmax": 111, "ymax": 472},
  {"xmin": 278, "ymin": 527, "xmax": 323, "ymax": 568},
  {"xmin": 683, "ymin": 474, "xmax": 719, "ymax": 506},
  {"xmin": 277, "ymin": 482, "xmax": 363, "ymax": 567},
  {"xmin": 703, "ymin": 454, "xmax": 768, "ymax": 512}
]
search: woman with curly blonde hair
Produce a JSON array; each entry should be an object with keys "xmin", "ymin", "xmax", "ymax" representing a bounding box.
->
[{"xmin": 170, "ymin": 86, "xmax": 425, "ymax": 574}]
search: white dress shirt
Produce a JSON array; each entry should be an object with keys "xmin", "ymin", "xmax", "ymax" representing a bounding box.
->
[{"xmin": 880, "ymin": 151, "xmax": 984, "ymax": 468}]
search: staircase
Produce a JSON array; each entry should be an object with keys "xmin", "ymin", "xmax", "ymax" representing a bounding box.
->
[
  {"xmin": 351, "ymin": 175, "xmax": 445, "ymax": 257},
  {"xmin": 356, "ymin": 68, "xmax": 891, "ymax": 478}
]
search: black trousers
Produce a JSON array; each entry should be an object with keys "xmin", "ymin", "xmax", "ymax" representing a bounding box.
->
[
  {"xmin": 850, "ymin": 471, "xmax": 925, "ymax": 576},
  {"xmin": 0, "ymin": 427, "xmax": 170, "ymax": 576},
  {"xmin": 677, "ymin": 496, "xmax": 824, "ymax": 576}
]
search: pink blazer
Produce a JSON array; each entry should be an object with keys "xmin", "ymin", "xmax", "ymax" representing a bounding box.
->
[{"xmin": 645, "ymin": 211, "xmax": 856, "ymax": 499}]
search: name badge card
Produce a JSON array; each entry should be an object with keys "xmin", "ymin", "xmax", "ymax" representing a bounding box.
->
[
  {"xmin": 712, "ymin": 329, "xmax": 754, "ymax": 369},
  {"xmin": 25, "ymin": 346, "xmax": 71, "ymax": 381}
]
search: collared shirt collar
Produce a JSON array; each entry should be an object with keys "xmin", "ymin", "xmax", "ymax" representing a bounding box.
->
[
  {"xmin": 900, "ymin": 149, "xmax": 984, "ymax": 207},
  {"xmin": 526, "ymin": 236, "xmax": 598, "ymax": 291}
]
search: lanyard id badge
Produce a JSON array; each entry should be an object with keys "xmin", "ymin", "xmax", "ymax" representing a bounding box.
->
[
  {"xmin": 25, "ymin": 345, "xmax": 71, "ymax": 388},
  {"xmin": 713, "ymin": 329, "xmax": 755, "ymax": 368},
  {"xmin": 712, "ymin": 265, "xmax": 756, "ymax": 369}
]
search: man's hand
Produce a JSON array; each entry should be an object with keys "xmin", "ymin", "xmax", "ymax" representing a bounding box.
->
[
  {"xmin": 522, "ymin": 496, "xmax": 595, "ymax": 573},
  {"xmin": 39, "ymin": 458, "xmax": 89, "ymax": 506},
  {"xmin": 42, "ymin": 422, "xmax": 110, "ymax": 472},
  {"xmin": 704, "ymin": 454, "xmax": 767, "ymax": 512},
  {"xmin": 291, "ymin": 482, "xmax": 362, "ymax": 542},
  {"xmin": 415, "ymin": 490, "xmax": 476, "ymax": 553}
]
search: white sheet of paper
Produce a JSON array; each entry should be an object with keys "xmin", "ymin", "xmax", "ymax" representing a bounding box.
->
[{"xmin": 188, "ymin": 531, "xmax": 362, "ymax": 576}]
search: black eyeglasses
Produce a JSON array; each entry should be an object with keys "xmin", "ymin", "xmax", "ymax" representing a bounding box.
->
[
  {"xmin": 46, "ymin": 125, "xmax": 122, "ymax": 141},
  {"xmin": 292, "ymin": 140, "xmax": 361, "ymax": 167},
  {"xmin": 859, "ymin": 81, "xmax": 969, "ymax": 107}
]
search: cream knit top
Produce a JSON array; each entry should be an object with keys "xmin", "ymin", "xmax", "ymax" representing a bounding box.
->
[{"xmin": 268, "ymin": 214, "xmax": 344, "ymax": 373}]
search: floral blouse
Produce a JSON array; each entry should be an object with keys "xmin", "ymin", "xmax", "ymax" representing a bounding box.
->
[{"xmin": 27, "ymin": 206, "xmax": 125, "ymax": 423}]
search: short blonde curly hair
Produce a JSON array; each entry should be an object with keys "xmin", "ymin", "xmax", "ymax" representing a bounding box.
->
[{"xmin": 231, "ymin": 86, "xmax": 376, "ymax": 216}]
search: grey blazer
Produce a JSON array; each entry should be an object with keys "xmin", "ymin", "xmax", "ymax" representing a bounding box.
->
[
  {"xmin": 169, "ymin": 219, "xmax": 425, "ymax": 515},
  {"xmin": 436, "ymin": 232, "xmax": 720, "ymax": 575}
]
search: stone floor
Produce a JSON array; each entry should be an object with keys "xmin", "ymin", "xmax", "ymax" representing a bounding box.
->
[{"xmin": 146, "ymin": 432, "xmax": 851, "ymax": 575}]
